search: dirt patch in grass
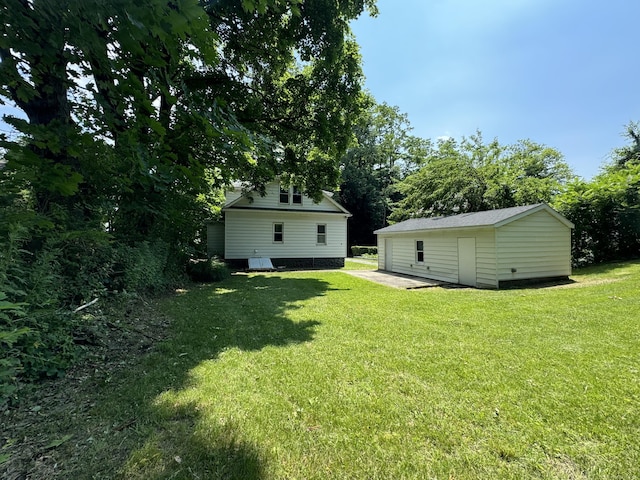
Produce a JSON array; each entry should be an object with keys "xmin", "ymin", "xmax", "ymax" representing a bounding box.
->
[
  {"xmin": 0, "ymin": 296, "xmax": 172, "ymax": 480},
  {"xmin": 546, "ymin": 454, "xmax": 588, "ymax": 480}
]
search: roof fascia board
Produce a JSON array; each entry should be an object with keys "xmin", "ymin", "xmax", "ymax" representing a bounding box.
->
[
  {"xmin": 223, "ymin": 183, "xmax": 350, "ymax": 215},
  {"xmin": 376, "ymin": 225, "xmax": 495, "ymax": 235},
  {"xmin": 224, "ymin": 206, "xmax": 351, "ymax": 217},
  {"xmin": 494, "ymin": 204, "xmax": 574, "ymax": 229}
]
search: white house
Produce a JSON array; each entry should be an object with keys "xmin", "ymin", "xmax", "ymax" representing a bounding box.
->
[
  {"xmin": 207, "ymin": 181, "xmax": 351, "ymax": 268},
  {"xmin": 374, "ymin": 203, "xmax": 574, "ymax": 289}
]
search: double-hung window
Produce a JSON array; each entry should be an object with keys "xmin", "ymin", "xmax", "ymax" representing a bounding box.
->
[
  {"xmin": 292, "ymin": 186, "xmax": 302, "ymax": 204},
  {"xmin": 317, "ymin": 224, "xmax": 327, "ymax": 245},
  {"xmin": 273, "ymin": 223, "xmax": 284, "ymax": 242},
  {"xmin": 416, "ymin": 240, "xmax": 424, "ymax": 263},
  {"xmin": 280, "ymin": 185, "xmax": 303, "ymax": 204},
  {"xmin": 279, "ymin": 186, "xmax": 290, "ymax": 204}
]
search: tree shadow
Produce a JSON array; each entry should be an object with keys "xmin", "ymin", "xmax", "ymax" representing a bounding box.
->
[
  {"xmin": 167, "ymin": 274, "xmax": 324, "ymax": 356},
  {"xmin": 75, "ymin": 274, "xmax": 329, "ymax": 478}
]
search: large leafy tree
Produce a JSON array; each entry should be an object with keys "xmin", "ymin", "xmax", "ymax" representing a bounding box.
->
[
  {"xmin": 1, "ymin": 0, "xmax": 376, "ymax": 242},
  {"xmin": 390, "ymin": 132, "xmax": 573, "ymax": 222},
  {"xmin": 0, "ymin": 0, "xmax": 377, "ymax": 382},
  {"xmin": 554, "ymin": 123, "xmax": 640, "ymax": 265},
  {"xmin": 611, "ymin": 121, "xmax": 640, "ymax": 169},
  {"xmin": 338, "ymin": 98, "xmax": 429, "ymax": 246},
  {"xmin": 0, "ymin": 0, "xmax": 217, "ymax": 239}
]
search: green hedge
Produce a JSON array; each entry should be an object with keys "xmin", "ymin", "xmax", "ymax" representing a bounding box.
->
[{"xmin": 351, "ymin": 245, "xmax": 378, "ymax": 256}]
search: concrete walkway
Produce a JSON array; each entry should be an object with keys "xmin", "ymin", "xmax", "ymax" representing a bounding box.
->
[{"xmin": 343, "ymin": 270, "xmax": 447, "ymax": 289}]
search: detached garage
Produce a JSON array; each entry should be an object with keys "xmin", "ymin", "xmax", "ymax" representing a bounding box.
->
[{"xmin": 374, "ymin": 203, "xmax": 574, "ymax": 289}]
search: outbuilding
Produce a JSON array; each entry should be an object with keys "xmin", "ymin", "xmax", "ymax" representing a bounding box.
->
[{"xmin": 374, "ymin": 203, "xmax": 574, "ymax": 289}]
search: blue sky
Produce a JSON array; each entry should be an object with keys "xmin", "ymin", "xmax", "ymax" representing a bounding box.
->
[
  {"xmin": 2, "ymin": 1, "xmax": 637, "ymax": 180},
  {"xmin": 351, "ymin": 0, "xmax": 640, "ymax": 179}
]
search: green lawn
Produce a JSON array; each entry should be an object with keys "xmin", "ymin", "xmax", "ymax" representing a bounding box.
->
[
  {"xmin": 342, "ymin": 258, "xmax": 378, "ymax": 270},
  {"xmin": 10, "ymin": 261, "xmax": 640, "ymax": 479}
]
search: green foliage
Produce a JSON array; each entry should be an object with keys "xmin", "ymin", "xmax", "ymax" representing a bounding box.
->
[
  {"xmin": 390, "ymin": 132, "xmax": 574, "ymax": 222},
  {"xmin": 339, "ymin": 98, "xmax": 429, "ymax": 245},
  {"xmin": 350, "ymin": 245, "xmax": 378, "ymax": 256},
  {"xmin": 114, "ymin": 241, "xmax": 181, "ymax": 294},
  {"xmin": 554, "ymin": 162, "xmax": 640, "ymax": 266},
  {"xmin": 1, "ymin": 0, "xmax": 374, "ymax": 394},
  {"xmin": 186, "ymin": 257, "xmax": 231, "ymax": 283},
  {"xmin": 53, "ymin": 232, "xmax": 114, "ymax": 304},
  {"xmin": 610, "ymin": 121, "xmax": 640, "ymax": 169},
  {"xmin": 0, "ymin": 296, "xmax": 30, "ymax": 404},
  {"xmin": 0, "ymin": 224, "xmax": 76, "ymax": 403}
]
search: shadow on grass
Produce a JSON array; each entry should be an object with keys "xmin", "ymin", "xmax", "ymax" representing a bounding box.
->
[{"xmin": 80, "ymin": 274, "xmax": 329, "ymax": 479}]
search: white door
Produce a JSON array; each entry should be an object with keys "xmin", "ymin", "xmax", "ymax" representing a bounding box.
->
[
  {"xmin": 457, "ymin": 238, "xmax": 477, "ymax": 286},
  {"xmin": 384, "ymin": 238, "xmax": 393, "ymax": 271}
]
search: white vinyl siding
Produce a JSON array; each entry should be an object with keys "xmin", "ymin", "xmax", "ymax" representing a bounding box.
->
[
  {"xmin": 273, "ymin": 223, "xmax": 284, "ymax": 243},
  {"xmin": 317, "ymin": 224, "xmax": 327, "ymax": 245},
  {"xmin": 375, "ymin": 207, "xmax": 572, "ymax": 288},
  {"xmin": 377, "ymin": 237, "xmax": 385, "ymax": 270},
  {"xmin": 206, "ymin": 222, "xmax": 225, "ymax": 257},
  {"xmin": 416, "ymin": 240, "xmax": 424, "ymax": 263},
  {"xmin": 229, "ymin": 182, "xmax": 340, "ymax": 212},
  {"xmin": 225, "ymin": 210, "xmax": 347, "ymax": 259},
  {"xmin": 377, "ymin": 228, "xmax": 497, "ymax": 288},
  {"xmin": 496, "ymin": 210, "xmax": 571, "ymax": 281},
  {"xmin": 376, "ymin": 232, "xmax": 459, "ymax": 283}
]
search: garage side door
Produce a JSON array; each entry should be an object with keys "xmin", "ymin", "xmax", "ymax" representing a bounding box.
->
[{"xmin": 457, "ymin": 237, "xmax": 477, "ymax": 287}]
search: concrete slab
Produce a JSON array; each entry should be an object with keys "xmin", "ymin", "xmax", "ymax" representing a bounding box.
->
[{"xmin": 344, "ymin": 270, "xmax": 447, "ymax": 289}]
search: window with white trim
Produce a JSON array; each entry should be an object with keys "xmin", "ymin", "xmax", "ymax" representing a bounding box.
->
[
  {"xmin": 317, "ymin": 224, "xmax": 326, "ymax": 245},
  {"xmin": 273, "ymin": 223, "xmax": 284, "ymax": 242},
  {"xmin": 416, "ymin": 240, "xmax": 424, "ymax": 263},
  {"xmin": 279, "ymin": 186, "xmax": 289, "ymax": 203},
  {"xmin": 292, "ymin": 186, "xmax": 302, "ymax": 204},
  {"xmin": 279, "ymin": 184, "xmax": 303, "ymax": 205}
]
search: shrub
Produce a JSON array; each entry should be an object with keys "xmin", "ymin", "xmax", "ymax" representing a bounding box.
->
[
  {"xmin": 351, "ymin": 245, "xmax": 378, "ymax": 256},
  {"xmin": 0, "ymin": 225, "xmax": 77, "ymax": 404},
  {"xmin": 54, "ymin": 232, "xmax": 114, "ymax": 304},
  {"xmin": 186, "ymin": 257, "xmax": 230, "ymax": 282},
  {"xmin": 113, "ymin": 240, "xmax": 182, "ymax": 294}
]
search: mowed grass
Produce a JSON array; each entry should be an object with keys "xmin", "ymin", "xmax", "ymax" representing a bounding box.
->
[
  {"xmin": 71, "ymin": 262, "xmax": 640, "ymax": 478},
  {"xmin": 342, "ymin": 258, "xmax": 378, "ymax": 270}
]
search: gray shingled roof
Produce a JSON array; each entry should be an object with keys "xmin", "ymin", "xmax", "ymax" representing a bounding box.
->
[{"xmin": 375, "ymin": 204, "xmax": 549, "ymax": 234}]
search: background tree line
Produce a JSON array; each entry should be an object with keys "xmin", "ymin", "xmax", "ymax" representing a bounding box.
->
[{"xmin": 338, "ymin": 103, "xmax": 640, "ymax": 269}]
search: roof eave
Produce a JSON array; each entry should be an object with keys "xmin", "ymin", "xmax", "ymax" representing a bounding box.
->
[
  {"xmin": 375, "ymin": 224, "xmax": 496, "ymax": 235},
  {"xmin": 493, "ymin": 203, "xmax": 574, "ymax": 229}
]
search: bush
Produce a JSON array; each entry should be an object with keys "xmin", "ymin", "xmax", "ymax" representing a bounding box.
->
[
  {"xmin": 351, "ymin": 245, "xmax": 378, "ymax": 257},
  {"xmin": 186, "ymin": 257, "xmax": 230, "ymax": 282},
  {"xmin": 113, "ymin": 240, "xmax": 182, "ymax": 294},
  {"xmin": 553, "ymin": 163, "xmax": 640, "ymax": 266},
  {"xmin": 55, "ymin": 232, "xmax": 114, "ymax": 304},
  {"xmin": 1, "ymin": 226, "xmax": 78, "ymax": 404}
]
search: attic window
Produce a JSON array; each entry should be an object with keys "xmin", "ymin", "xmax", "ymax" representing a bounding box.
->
[
  {"xmin": 292, "ymin": 186, "xmax": 302, "ymax": 204},
  {"xmin": 279, "ymin": 186, "xmax": 289, "ymax": 203}
]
